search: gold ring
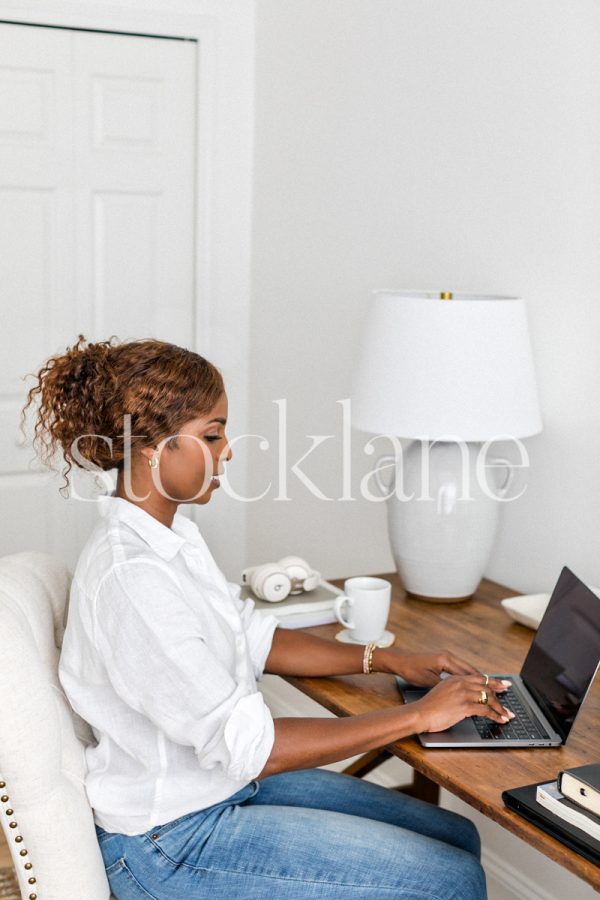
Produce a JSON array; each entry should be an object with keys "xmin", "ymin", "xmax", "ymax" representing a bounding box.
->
[
  {"xmin": 483, "ymin": 673, "xmax": 489, "ymax": 686},
  {"xmin": 478, "ymin": 690, "xmax": 488, "ymax": 705}
]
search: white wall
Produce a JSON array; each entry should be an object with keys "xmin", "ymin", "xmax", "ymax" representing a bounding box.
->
[{"xmin": 248, "ymin": 0, "xmax": 600, "ymax": 597}]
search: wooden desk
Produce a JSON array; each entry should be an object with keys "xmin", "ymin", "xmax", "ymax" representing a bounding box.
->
[{"xmin": 283, "ymin": 573, "xmax": 600, "ymax": 892}]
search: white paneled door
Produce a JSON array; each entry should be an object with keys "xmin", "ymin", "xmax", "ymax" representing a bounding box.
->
[{"xmin": 0, "ymin": 22, "xmax": 197, "ymax": 569}]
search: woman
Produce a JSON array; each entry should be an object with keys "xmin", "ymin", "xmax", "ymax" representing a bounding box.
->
[{"xmin": 24, "ymin": 336, "xmax": 513, "ymax": 899}]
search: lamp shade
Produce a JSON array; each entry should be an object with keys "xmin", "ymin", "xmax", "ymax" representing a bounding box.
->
[{"xmin": 351, "ymin": 290, "xmax": 542, "ymax": 441}]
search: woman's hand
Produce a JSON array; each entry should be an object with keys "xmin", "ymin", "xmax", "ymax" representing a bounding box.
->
[
  {"xmin": 413, "ymin": 674, "xmax": 514, "ymax": 733},
  {"xmin": 378, "ymin": 647, "xmax": 484, "ymax": 686}
]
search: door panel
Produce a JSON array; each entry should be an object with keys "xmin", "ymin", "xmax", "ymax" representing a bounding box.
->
[
  {"xmin": 0, "ymin": 23, "xmax": 197, "ymax": 569},
  {"xmin": 71, "ymin": 30, "xmax": 196, "ymax": 345}
]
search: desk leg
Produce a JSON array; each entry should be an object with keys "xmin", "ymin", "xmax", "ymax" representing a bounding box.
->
[
  {"xmin": 342, "ymin": 749, "xmax": 392, "ymax": 779},
  {"xmin": 396, "ymin": 771, "xmax": 440, "ymax": 805},
  {"xmin": 342, "ymin": 751, "xmax": 440, "ymax": 805}
]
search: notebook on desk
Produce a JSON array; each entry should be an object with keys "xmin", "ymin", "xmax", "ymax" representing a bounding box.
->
[{"xmin": 398, "ymin": 566, "xmax": 600, "ymax": 748}]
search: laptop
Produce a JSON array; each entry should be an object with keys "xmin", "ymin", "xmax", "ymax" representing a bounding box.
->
[{"xmin": 397, "ymin": 566, "xmax": 600, "ymax": 748}]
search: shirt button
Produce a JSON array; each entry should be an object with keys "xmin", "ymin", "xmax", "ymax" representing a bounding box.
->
[{"xmin": 151, "ymin": 834, "xmax": 159, "ymax": 840}]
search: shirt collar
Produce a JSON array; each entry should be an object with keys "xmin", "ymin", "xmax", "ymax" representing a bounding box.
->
[{"xmin": 97, "ymin": 492, "xmax": 204, "ymax": 561}]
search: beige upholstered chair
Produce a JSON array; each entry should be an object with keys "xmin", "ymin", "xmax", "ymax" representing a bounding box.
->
[{"xmin": 0, "ymin": 552, "xmax": 113, "ymax": 899}]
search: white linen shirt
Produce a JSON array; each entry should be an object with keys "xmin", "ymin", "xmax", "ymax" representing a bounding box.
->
[{"xmin": 58, "ymin": 494, "xmax": 278, "ymax": 836}]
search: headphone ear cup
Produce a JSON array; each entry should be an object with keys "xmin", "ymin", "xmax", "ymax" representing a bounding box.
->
[
  {"xmin": 252, "ymin": 564, "xmax": 291, "ymax": 602},
  {"xmin": 277, "ymin": 556, "xmax": 312, "ymax": 580},
  {"xmin": 302, "ymin": 570, "xmax": 321, "ymax": 591}
]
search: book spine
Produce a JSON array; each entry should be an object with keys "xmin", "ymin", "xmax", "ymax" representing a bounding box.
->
[{"xmin": 559, "ymin": 772, "xmax": 600, "ymax": 817}]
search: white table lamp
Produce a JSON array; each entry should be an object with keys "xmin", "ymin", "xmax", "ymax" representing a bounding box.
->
[{"xmin": 351, "ymin": 290, "xmax": 542, "ymax": 602}]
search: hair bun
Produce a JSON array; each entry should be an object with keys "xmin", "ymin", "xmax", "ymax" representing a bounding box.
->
[{"xmin": 21, "ymin": 335, "xmax": 224, "ymax": 494}]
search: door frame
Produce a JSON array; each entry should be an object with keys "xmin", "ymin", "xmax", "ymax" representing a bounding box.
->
[{"xmin": 0, "ymin": 0, "xmax": 254, "ymax": 577}]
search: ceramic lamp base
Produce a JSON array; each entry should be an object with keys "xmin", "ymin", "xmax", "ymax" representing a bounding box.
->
[{"xmin": 378, "ymin": 441, "xmax": 513, "ymax": 602}]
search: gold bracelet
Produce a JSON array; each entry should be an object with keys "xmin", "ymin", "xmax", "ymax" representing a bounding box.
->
[{"xmin": 362, "ymin": 642, "xmax": 377, "ymax": 674}]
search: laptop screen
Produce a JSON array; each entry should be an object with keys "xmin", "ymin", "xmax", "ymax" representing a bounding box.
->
[{"xmin": 521, "ymin": 566, "xmax": 600, "ymax": 742}]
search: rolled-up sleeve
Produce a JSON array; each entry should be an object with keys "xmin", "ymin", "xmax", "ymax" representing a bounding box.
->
[
  {"xmin": 201, "ymin": 692, "xmax": 274, "ymax": 781},
  {"xmin": 94, "ymin": 560, "xmax": 275, "ymax": 783},
  {"xmin": 228, "ymin": 582, "xmax": 279, "ymax": 681}
]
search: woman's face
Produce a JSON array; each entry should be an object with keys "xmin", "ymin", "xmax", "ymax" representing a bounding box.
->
[{"xmin": 154, "ymin": 393, "xmax": 232, "ymax": 505}]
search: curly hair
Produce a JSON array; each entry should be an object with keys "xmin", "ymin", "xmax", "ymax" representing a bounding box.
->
[{"xmin": 21, "ymin": 335, "xmax": 224, "ymax": 488}]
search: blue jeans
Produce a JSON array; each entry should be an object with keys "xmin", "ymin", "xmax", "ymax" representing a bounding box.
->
[{"xmin": 95, "ymin": 768, "xmax": 486, "ymax": 899}]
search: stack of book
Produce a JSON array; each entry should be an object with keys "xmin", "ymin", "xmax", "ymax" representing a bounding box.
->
[
  {"xmin": 239, "ymin": 580, "xmax": 344, "ymax": 629},
  {"xmin": 536, "ymin": 764, "xmax": 600, "ymax": 841},
  {"xmin": 503, "ymin": 762, "xmax": 600, "ymax": 866}
]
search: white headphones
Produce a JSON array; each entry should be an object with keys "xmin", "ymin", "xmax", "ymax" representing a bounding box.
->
[{"xmin": 242, "ymin": 556, "xmax": 322, "ymax": 603}]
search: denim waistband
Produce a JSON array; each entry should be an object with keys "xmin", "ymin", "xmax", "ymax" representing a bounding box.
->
[{"xmin": 94, "ymin": 780, "xmax": 260, "ymax": 839}]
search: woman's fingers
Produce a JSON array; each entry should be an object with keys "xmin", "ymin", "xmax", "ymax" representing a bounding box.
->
[
  {"xmin": 471, "ymin": 703, "xmax": 508, "ymax": 723},
  {"xmin": 439, "ymin": 652, "xmax": 480, "ymax": 676},
  {"xmin": 470, "ymin": 688, "xmax": 514, "ymax": 722},
  {"xmin": 439, "ymin": 667, "xmax": 512, "ymax": 694},
  {"xmin": 420, "ymin": 674, "xmax": 516, "ymax": 732},
  {"xmin": 461, "ymin": 673, "xmax": 511, "ymax": 693},
  {"xmin": 479, "ymin": 704, "xmax": 511, "ymax": 723},
  {"xmin": 440, "ymin": 675, "xmax": 514, "ymax": 722}
]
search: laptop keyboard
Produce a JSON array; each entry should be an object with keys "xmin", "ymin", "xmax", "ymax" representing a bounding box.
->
[{"xmin": 472, "ymin": 683, "xmax": 550, "ymax": 741}]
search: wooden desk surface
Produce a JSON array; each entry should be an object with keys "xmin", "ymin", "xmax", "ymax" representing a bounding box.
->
[{"xmin": 283, "ymin": 573, "xmax": 600, "ymax": 892}]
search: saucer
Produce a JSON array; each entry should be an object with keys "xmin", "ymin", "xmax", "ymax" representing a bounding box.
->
[{"xmin": 335, "ymin": 629, "xmax": 395, "ymax": 648}]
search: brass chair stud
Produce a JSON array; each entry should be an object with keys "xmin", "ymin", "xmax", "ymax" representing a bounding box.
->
[{"xmin": 2, "ymin": 764, "xmax": 38, "ymax": 893}]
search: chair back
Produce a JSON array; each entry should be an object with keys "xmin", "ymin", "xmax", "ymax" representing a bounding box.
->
[{"xmin": 0, "ymin": 552, "xmax": 111, "ymax": 899}]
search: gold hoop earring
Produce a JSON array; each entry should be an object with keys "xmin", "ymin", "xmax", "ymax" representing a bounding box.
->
[{"xmin": 148, "ymin": 455, "xmax": 159, "ymax": 469}]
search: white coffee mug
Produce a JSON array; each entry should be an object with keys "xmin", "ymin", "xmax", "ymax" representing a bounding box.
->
[{"xmin": 334, "ymin": 576, "xmax": 391, "ymax": 642}]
